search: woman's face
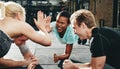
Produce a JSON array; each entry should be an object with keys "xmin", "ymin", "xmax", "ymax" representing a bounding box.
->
[{"xmin": 56, "ymin": 16, "xmax": 69, "ymax": 33}]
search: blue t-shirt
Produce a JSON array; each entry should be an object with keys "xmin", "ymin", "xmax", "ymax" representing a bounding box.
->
[{"xmin": 51, "ymin": 22, "xmax": 78, "ymax": 44}]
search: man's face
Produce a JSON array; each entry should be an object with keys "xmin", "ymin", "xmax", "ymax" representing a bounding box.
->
[
  {"xmin": 72, "ymin": 20, "xmax": 88, "ymax": 40},
  {"xmin": 14, "ymin": 35, "xmax": 28, "ymax": 46}
]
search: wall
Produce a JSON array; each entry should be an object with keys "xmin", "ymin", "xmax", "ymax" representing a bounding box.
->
[{"xmin": 90, "ymin": 0, "xmax": 113, "ymax": 27}]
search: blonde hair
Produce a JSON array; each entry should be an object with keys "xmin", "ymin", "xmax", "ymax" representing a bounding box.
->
[
  {"xmin": 0, "ymin": 1, "xmax": 5, "ymax": 19},
  {"xmin": 70, "ymin": 9, "xmax": 96, "ymax": 28},
  {"xmin": 0, "ymin": 1, "xmax": 25, "ymax": 19}
]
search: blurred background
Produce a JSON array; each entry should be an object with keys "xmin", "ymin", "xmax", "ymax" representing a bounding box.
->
[
  {"xmin": 1, "ymin": 0, "xmax": 120, "ymax": 31},
  {"xmin": 1, "ymin": 0, "xmax": 119, "ymax": 69}
]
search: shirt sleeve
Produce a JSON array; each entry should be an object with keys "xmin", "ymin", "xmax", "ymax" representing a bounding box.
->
[
  {"xmin": 50, "ymin": 21, "xmax": 56, "ymax": 28},
  {"xmin": 65, "ymin": 27, "xmax": 78, "ymax": 44},
  {"xmin": 90, "ymin": 34, "xmax": 109, "ymax": 57}
]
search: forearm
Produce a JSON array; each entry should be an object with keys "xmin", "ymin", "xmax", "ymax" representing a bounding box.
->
[
  {"xmin": 74, "ymin": 63, "xmax": 91, "ymax": 69},
  {"xmin": 0, "ymin": 58, "xmax": 27, "ymax": 68},
  {"xmin": 18, "ymin": 44, "xmax": 30, "ymax": 56},
  {"xmin": 37, "ymin": 31, "xmax": 51, "ymax": 46},
  {"xmin": 18, "ymin": 44, "xmax": 33, "ymax": 59},
  {"xmin": 58, "ymin": 45, "xmax": 72, "ymax": 60},
  {"xmin": 57, "ymin": 54, "xmax": 70, "ymax": 60}
]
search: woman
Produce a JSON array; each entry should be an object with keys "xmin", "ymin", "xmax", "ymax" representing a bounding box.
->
[
  {"xmin": 0, "ymin": 1, "xmax": 51, "ymax": 68},
  {"xmin": 46, "ymin": 11, "xmax": 78, "ymax": 69},
  {"xmin": 28, "ymin": 11, "xmax": 78, "ymax": 69}
]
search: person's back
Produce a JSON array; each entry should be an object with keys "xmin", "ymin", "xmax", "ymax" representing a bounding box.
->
[
  {"xmin": 91, "ymin": 27, "xmax": 120, "ymax": 68},
  {"xmin": 98, "ymin": 27, "xmax": 120, "ymax": 68},
  {"xmin": 0, "ymin": 18, "xmax": 23, "ymax": 37}
]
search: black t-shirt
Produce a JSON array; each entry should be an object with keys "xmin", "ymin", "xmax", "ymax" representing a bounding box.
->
[{"xmin": 90, "ymin": 27, "xmax": 120, "ymax": 68}]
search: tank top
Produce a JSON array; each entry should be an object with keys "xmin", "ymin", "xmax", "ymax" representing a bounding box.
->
[{"xmin": 0, "ymin": 30, "xmax": 13, "ymax": 57}]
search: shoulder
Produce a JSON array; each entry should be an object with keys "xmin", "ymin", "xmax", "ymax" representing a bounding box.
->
[
  {"xmin": 66, "ymin": 25, "xmax": 74, "ymax": 32},
  {"xmin": 50, "ymin": 21, "xmax": 56, "ymax": 26},
  {"xmin": 15, "ymin": 21, "xmax": 33, "ymax": 29},
  {"xmin": 65, "ymin": 26, "xmax": 75, "ymax": 37},
  {"xmin": 11, "ymin": 21, "xmax": 34, "ymax": 35},
  {"xmin": 100, "ymin": 27, "xmax": 120, "ymax": 40}
]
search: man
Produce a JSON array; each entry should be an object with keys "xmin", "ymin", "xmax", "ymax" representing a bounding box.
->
[
  {"xmin": 14, "ymin": 35, "xmax": 37, "ymax": 61},
  {"xmin": 0, "ymin": 35, "xmax": 38, "ymax": 69},
  {"xmin": 63, "ymin": 9, "xmax": 120, "ymax": 69}
]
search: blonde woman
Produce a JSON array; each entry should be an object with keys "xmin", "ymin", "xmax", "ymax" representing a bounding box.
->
[{"xmin": 0, "ymin": 1, "xmax": 51, "ymax": 68}]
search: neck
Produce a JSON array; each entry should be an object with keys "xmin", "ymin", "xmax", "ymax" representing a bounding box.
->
[
  {"xmin": 59, "ymin": 29, "xmax": 67, "ymax": 38},
  {"xmin": 3, "ymin": 17, "xmax": 14, "ymax": 20},
  {"xmin": 87, "ymin": 27, "xmax": 95, "ymax": 39}
]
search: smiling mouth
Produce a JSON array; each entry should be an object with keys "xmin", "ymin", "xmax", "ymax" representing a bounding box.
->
[
  {"xmin": 58, "ymin": 27, "xmax": 62, "ymax": 30},
  {"xmin": 57, "ymin": 27, "xmax": 64, "ymax": 32}
]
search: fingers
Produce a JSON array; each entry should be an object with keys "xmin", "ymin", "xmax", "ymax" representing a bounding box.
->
[
  {"xmin": 53, "ymin": 53, "xmax": 58, "ymax": 63},
  {"xmin": 46, "ymin": 16, "xmax": 51, "ymax": 24},
  {"xmin": 34, "ymin": 11, "xmax": 51, "ymax": 25},
  {"xmin": 63, "ymin": 59, "xmax": 72, "ymax": 65},
  {"xmin": 37, "ymin": 11, "xmax": 44, "ymax": 22},
  {"xmin": 31, "ymin": 56, "xmax": 39, "ymax": 65},
  {"xmin": 44, "ymin": 14, "xmax": 46, "ymax": 18},
  {"xmin": 63, "ymin": 59, "xmax": 70, "ymax": 64},
  {"xmin": 64, "ymin": 59, "xmax": 69, "ymax": 63},
  {"xmin": 33, "ymin": 18, "xmax": 37, "ymax": 24},
  {"xmin": 63, "ymin": 60, "xmax": 73, "ymax": 69},
  {"xmin": 34, "ymin": 11, "xmax": 45, "ymax": 29},
  {"xmin": 27, "ymin": 62, "xmax": 37, "ymax": 69},
  {"xmin": 54, "ymin": 53, "xmax": 56, "ymax": 57}
]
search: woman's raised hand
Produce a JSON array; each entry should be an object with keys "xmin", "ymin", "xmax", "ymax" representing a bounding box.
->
[
  {"xmin": 34, "ymin": 11, "xmax": 46, "ymax": 30},
  {"xmin": 45, "ymin": 16, "xmax": 51, "ymax": 32}
]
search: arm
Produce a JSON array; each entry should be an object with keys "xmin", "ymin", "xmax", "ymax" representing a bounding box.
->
[
  {"xmin": 54, "ymin": 44, "xmax": 73, "ymax": 63},
  {"xmin": 14, "ymin": 36, "xmax": 39, "ymax": 66},
  {"xmin": 63, "ymin": 56, "xmax": 106, "ymax": 69},
  {"xmin": 0, "ymin": 58, "xmax": 32, "ymax": 68},
  {"xmin": 63, "ymin": 60, "xmax": 91, "ymax": 69},
  {"xmin": 91, "ymin": 56, "xmax": 106, "ymax": 69},
  {"xmin": 18, "ymin": 44, "xmax": 38, "ymax": 64},
  {"xmin": 20, "ymin": 11, "xmax": 51, "ymax": 46},
  {"xmin": 0, "ymin": 43, "xmax": 38, "ymax": 68},
  {"xmin": 18, "ymin": 44, "xmax": 36, "ymax": 60},
  {"xmin": 0, "ymin": 48, "xmax": 38, "ymax": 68},
  {"xmin": 14, "ymin": 35, "xmax": 36, "ymax": 60}
]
